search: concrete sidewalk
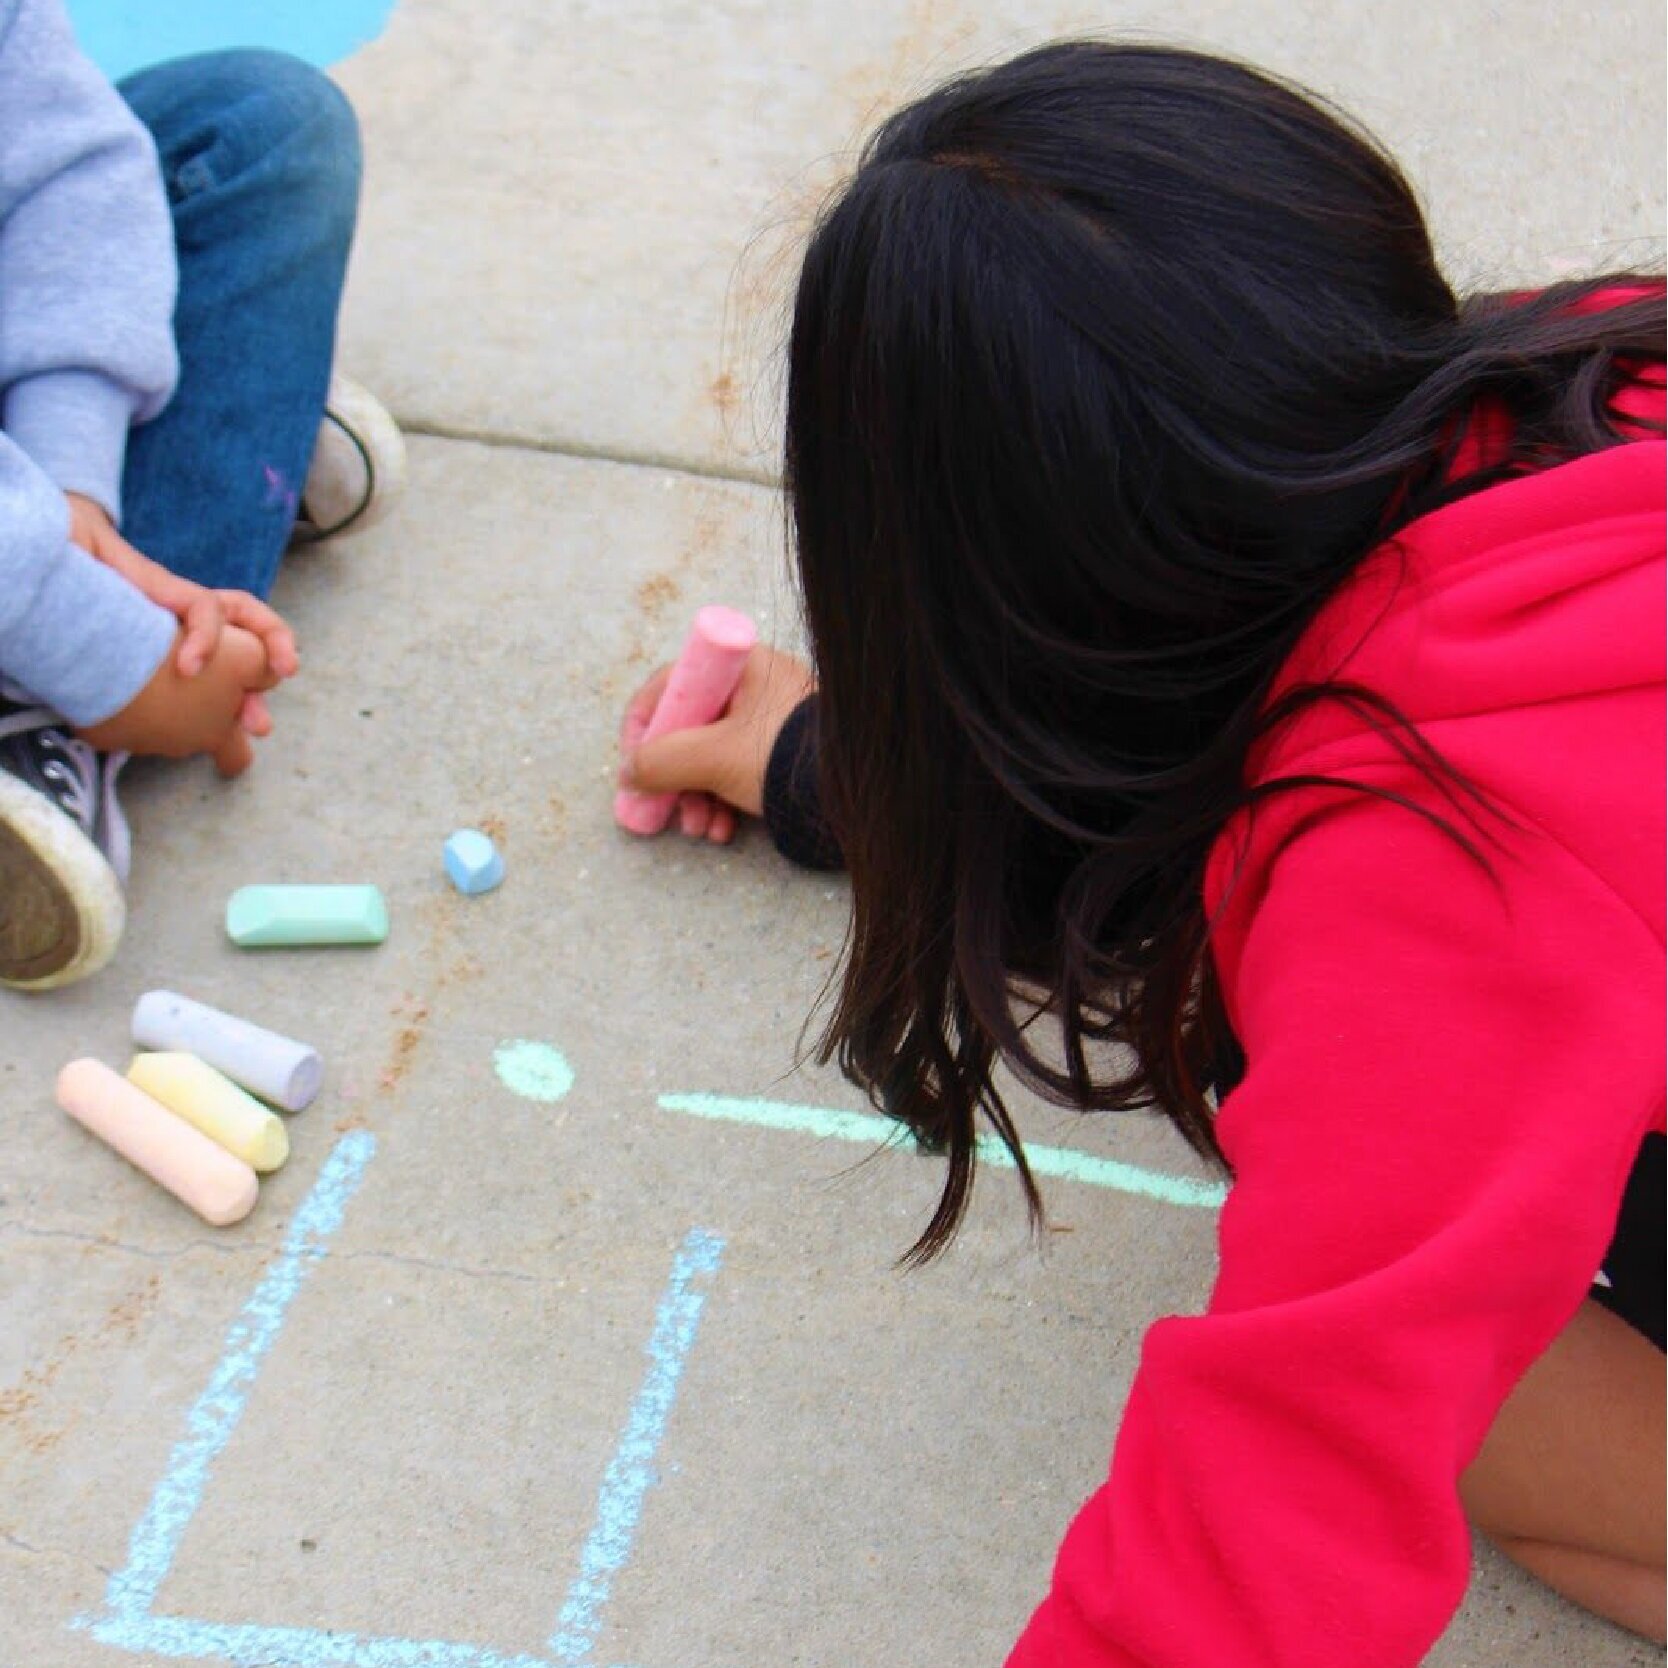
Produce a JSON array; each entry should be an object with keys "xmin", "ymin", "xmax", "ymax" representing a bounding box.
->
[{"xmin": 2, "ymin": 4, "xmax": 1663, "ymax": 1666}]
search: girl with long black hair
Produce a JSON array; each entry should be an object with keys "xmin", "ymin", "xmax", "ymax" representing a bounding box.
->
[{"xmin": 619, "ymin": 42, "xmax": 1665, "ymax": 1665}]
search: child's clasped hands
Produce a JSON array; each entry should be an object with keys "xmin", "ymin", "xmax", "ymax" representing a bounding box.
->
[{"xmin": 64, "ymin": 490, "xmax": 299, "ymax": 777}]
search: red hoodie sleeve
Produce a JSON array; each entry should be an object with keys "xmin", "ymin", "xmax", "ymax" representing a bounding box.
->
[{"xmin": 1008, "ymin": 765, "xmax": 1665, "ymax": 1668}]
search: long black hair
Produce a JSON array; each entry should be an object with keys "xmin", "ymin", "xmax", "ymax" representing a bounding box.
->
[{"xmin": 784, "ymin": 41, "xmax": 1665, "ymax": 1261}]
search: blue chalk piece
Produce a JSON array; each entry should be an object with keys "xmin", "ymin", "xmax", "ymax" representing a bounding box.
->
[
  {"xmin": 444, "ymin": 829, "xmax": 505, "ymax": 896},
  {"xmin": 226, "ymin": 885, "xmax": 389, "ymax": 947}
]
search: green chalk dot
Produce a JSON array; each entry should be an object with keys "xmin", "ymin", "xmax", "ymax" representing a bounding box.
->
[{"xmin": 494, "ymin": 1039, "xmax": 575, "ymax": 1103}]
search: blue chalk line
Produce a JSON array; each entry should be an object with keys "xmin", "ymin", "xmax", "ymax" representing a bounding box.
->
[
  {"xmin": 548, "ymin": 1229, "xmax": 726, "ymax": 1663},
  {"xmin": 92, "ymin": 1130, "xmax": 378, "ymax": 1626},
  {"xmin": 85, "ymin": 1612, "xmax": 555, "ymax": 1668},
  {"xmin": 656, "ymin": 1094, "xmax": 1227, "ymax": 1210},
  {"xmin": 76, "ymin": 1123, "xmax": 724, "ymax": 1668}
]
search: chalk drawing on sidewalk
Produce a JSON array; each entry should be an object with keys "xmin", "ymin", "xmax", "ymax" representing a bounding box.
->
[
  {"xmin": 495, "ymin": 1040, "xmax": 577, "ymax": 1104},
  {"xmin": 653, "ymin": 1093, "xmax": 1229, "ymax": 1210},
  {"xmin": 548, "ymin": 1230, "xmax": 724, "ymax": 1664},
  {"xmin": 483, "ymin": 1033, "xmax": 1222, "ymax": 1211},
  {"xmin": 70, "ymin": 1039, "xmax": 1213, "ymax": 1666},
  {"xmin": 74, "ymin": 1129, "xmax": 727, "ymax": 1668}
]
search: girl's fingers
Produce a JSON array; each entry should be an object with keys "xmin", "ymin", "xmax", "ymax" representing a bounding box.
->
[
  {"xmin": 679, "ymin": 793, "xmax": 712, "ymax": 839},
  {"xmin": 707, "ymin": 804, "xmax": 737, "ymax": 845},
  {"xmin": 620, "ymin": 665, "xmax": 672, "ymax": 752},
  {"xmin": 625, "ymin": 726, "xmax": 713, "ymax": 796}
]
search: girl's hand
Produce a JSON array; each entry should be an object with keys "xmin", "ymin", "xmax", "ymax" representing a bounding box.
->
[
  {"xmin": 618, "ymin": 644, "xmax": 815, "ymax": 844},
  {"xmin": 65, "ymin": 493, "xmax": 299, "ymax": 702},
  {"xmin": 77, "ymin": 624, "xmax": 279, "ymax": 778}
]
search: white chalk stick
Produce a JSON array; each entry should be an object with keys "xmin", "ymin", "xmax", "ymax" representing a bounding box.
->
[
  {"xmin": 131, "ymin": 990, "xmax": 322, "ymax": 1112},
  {"xmin": 127, "ymin": 1053, "xmax": 289, "ymax": 1174},
  {"xmin": 56, "ymin": 1059, "xmax": 259, "ymax": 1227}
]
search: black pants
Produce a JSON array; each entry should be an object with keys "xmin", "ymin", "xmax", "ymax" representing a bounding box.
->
[{"xmin": 1594, "ymin": 1132, "xmax": 1665, "ymax": 1352}]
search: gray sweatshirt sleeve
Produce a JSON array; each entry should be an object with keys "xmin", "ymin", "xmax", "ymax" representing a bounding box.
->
[
  {"xmin": 0, "ymin": 0, "xmax": 180, "ymax": 724},
  {"xmin": 0, "ymin": 0, "xmax": 178, "ymax": 519},
  {"xmin": 0, "ymin": 429, "xmax": 173, "ymax": 724}
]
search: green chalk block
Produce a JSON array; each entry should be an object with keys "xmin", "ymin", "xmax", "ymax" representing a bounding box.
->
[{"xmin": 226, "ymin": 885, "xmax": 389, "ymax": 948}]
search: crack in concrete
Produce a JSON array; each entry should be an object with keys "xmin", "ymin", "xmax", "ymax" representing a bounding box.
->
[
  {"xmin": 0, "ymin": 1526, "xmax": 111, "ymax": 1576},
  {"xmin": 0, "ymin": 1224, "xmax": 559, "ymax": 1290},
  {"xmin": 401, "ymin": 416, "xmax": 782, "ymax": 490},
  {"xmin": 0, "ymin": 1222, "xmax": 264, "ymax": 1262},
  {"xmin": 329, "ymin": 1246, "xmax": 553, "ymax": 1287}
]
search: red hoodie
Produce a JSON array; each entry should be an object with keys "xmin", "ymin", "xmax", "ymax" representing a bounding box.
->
[{"xmin": 1010, "ymin": 346, "xmax": 1665, "ymax": 1666}]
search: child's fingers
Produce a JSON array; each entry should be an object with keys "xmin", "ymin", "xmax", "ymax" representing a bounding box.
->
[
  {"xmin": 239, "ymin": 692, "xmax": 274, "ymax": 737},
  {"xmin": 620, "ymin": 665, "xmax": 672, "ymax": 752},
  {"xmin": 220, "ymin": 592, "xmax": 300, "ymax": 679},
  {"xmin": 707, "ymin": 804, "xmax": 737, "ymax": 845},
  {"xmin": 212, "ymin": 725, "xmax": 254, "ymax": 778},
  {"xmin": 222, "ymin": 626, "xmax": 283, "ymax": 694},
  {"xmin": 679, "ymin": 793, "xmax": 712, "ymax": 839},
  {"xmin": 175, "ymin": 592, "xmax": 226, "ymax": 677},
  {"xmin": 625, "ymin": 724, "xmax": 735, "ymax": 804}
]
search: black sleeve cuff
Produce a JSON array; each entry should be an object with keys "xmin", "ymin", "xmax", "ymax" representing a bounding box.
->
[{"xmin": 761, "ymin": 694, "xmax": 845, "ymax": 871}]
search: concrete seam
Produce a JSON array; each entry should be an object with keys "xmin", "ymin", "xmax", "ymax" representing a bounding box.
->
[{"xmin": 401, "ymin": 417, "xmax": 783, "ymax": 490}]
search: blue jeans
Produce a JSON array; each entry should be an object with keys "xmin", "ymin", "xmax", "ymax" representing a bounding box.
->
[{"xmin": 117, "ymin": 52, "xmax": 361, "ymax": 600}]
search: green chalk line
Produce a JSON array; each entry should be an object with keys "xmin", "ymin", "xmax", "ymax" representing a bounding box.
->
[{"xmin": 656, "ymin": 1094, "xmax": 1226, "ymax": 1210}]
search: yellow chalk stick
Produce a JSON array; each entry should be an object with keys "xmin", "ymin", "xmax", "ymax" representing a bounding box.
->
[
  {"xmin": 56, "ymin": 1059, "xmax": 259, "ymax": 1227},
  {"xmin": 127, "ymin": 1052, "xmax": 290, "ymax": 1174}
]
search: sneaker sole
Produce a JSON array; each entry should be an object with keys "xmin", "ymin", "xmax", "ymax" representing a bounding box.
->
[
  {"xmin": 294, "ymin": 374, "xmax": 408, "ymax": 542},
  {"xmin": 0, "ymin": 770, "xmax": 125, "ymax": 989}
]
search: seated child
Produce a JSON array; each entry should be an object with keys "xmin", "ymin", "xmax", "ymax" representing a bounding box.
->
[{"xmin": 0, "ymin": 1, "xmax": 404, "ymax": 988}]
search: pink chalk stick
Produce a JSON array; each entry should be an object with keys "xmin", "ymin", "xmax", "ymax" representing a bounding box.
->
[
  {"xmin": 56, "ymin": 1058, "xmax": 259, "ymax": 1227},
  {"xmin": 616, "ymin": 605, "xmax": 758, "ymax": 835}
]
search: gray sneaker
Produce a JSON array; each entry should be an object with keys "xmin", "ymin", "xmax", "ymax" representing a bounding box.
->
[
  {"xmin": 292, "ymin": 373, "xmax": 407, "ymax": 542},
  {"xmin": 0, "ymin": 691, "xmax": 129, "ymax": 989}
]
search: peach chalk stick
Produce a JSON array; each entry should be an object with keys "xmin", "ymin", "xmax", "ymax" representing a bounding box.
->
[
  {"xmin": 56, "ymin": 1059, "xmax": 259, "ymax": 1227},
  {"xmin": 615, "ymin": 604, "xmax": 757, "ymax": 836},
  {"xmin": 127, "ymin": 1052, "xmax": 290, "ymax": 1174}
]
